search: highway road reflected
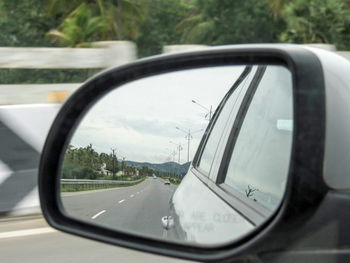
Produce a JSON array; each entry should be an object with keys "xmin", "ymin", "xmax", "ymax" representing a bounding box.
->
[{"xmin": 62, "ymin": 177, "xmax": 177, "ymax": 238}]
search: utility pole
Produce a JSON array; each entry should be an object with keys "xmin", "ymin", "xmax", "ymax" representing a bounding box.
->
[
  {"xmin": 170, "ymin": 150, "xmax": 176, "ymax": 179},
  {"xmin": 171, "ymin": 150, "xmax": 176, "ymax": 162},
  {"xmin": 176, "ymin": 127, "xmax": 203, "ymax": 162},
  {"xmin": 111, "ymin": 147, "xmax": 117, "ymax": 179},
  {"xmin": 170, "ymin": 141, "xmax": 183, "ymax": 163},
  {"xmin": 122, "ymin": 157, "xmax": 125, "ymax": 177}
]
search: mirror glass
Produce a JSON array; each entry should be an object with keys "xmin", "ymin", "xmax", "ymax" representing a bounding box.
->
[{"xmin": 60, "ymin": 65, "xmax": 293, "ymax": 246}]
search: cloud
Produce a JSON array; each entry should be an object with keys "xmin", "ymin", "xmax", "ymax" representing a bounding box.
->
[{"xmin": 69, "ymin": 65, "xmax": 245, "ymax": 163}]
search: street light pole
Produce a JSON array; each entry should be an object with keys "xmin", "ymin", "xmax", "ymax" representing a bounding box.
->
[
  {"xmin": 192, "ymin": 99, "xmax": 213, "ymax": 121},
  {"xmin": 209, "ymin": 105, "xmax": 213, "ymax": 120},
  {"xmin": 186, "ymin": 129, "xmax": 191, "ymax": 163}
]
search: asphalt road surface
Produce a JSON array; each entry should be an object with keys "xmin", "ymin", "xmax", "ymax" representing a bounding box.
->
[
  {"xmin": 0, "ymin": 215, "xmax": 193, "ymax": 263},
  {"xmin": 62, "ymin": 177, "xmax": 177, "ymax": 239}
]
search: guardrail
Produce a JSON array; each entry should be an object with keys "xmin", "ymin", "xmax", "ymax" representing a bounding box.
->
[
  {"xmin": 0, "ymin": 41, "xmax": 136, "ymax": 69},
  {"xmin": 60, "ymin": 178, "xmax": 144, "ymax": 192},
  {"xmin": 0, "ymin": 41, "xmax": 137, "ymax": 105}
]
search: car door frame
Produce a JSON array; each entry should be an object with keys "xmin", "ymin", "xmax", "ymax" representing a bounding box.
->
[{"xmin": 192, "ymin": 65, "xmax": 272, "ymax": 227}]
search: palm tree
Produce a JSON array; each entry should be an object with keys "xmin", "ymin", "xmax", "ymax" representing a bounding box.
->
[
  {"xmin": 45, "ymin": 0, "xmax": 146, "ymax": 46},
  {"xmin": 176, "ymin": 8, "xmax": 215, "ymax": 44},
  {"xmin": 265, "ymin": 0, "xmax": 292, "ymax": 19},
  {"xmin": 47, "ymin": 4, "xmax": 108, "ymax": 47}
]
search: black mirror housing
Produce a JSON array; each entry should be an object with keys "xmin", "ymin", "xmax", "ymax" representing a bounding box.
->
[{"xmin": 39, "ymin": 44, "xmax": 330, "ymax": 262}]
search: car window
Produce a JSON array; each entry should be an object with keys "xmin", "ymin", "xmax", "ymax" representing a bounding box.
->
[
  {"xmin": 197, "ymin": 67, "xmax": 257, "ymax": 175},
  {"xmin": 223, "ymin": 66, "xmax": 293, "ymax": 211}
]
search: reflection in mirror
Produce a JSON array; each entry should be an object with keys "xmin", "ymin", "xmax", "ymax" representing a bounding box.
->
[{"xmin": 60, "ymin": 65, "xmax": 293, "ymax": 247}]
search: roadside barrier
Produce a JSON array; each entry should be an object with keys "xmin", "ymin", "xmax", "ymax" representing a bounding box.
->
[{"xmin": 60, "ymin": 178, "xmax": 144, "ymax": 192}]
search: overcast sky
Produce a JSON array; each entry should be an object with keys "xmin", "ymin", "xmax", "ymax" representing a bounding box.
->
[{"xmin": 70, "ymin": 66, "xmax": 245, "ymax": 164}]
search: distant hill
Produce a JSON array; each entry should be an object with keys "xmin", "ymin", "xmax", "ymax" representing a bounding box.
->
[{"xmin": 125, "ymin": 160, "xmax": 191, "ymax": 176}]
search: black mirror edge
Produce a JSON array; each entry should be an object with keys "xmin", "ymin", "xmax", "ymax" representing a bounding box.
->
[{"xmin": 38, "ymin": 44, "xmax": 328, "ymax": 262}]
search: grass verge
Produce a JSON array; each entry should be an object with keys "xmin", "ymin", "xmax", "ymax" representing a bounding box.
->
[{"xmin": 61, "ymin": 178, "xmax": 145, "ymax": 192}]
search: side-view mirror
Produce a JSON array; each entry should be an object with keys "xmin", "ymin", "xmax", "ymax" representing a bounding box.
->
[{"xmin": 39, "ymin": 45, "xmax": 350, "ymax": 262}]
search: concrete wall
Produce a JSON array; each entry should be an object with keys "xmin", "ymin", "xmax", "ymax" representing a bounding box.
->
[{"xmin": 0, "ymin": 104, "xmax": 61, "ymax": 216}]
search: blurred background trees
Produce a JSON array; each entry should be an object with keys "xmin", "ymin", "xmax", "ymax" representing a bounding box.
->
[
  {"xmin": 45, "ymin": 0, "xmax": 146, "ymax": 47},
  {"xmin": 136, "ymin": 0, "xmax": 190, "ymax": 57},
  {"xmin": 0, "ymin": 0, "xmax": 349, "ymax": 84},
  {"xmin": 279, "ymin": 0, "xmax": 350, "ymax": 50},
  {"xmin": 176, "ymin": 0, "xmax": 286, "ymax": 45},
  {"xmin": 63, "ymin": 144, "xmax": 120, "ymax": 180},
  {"xmin": 62, "ymin": 144, "xmax": 177, "ymax": 180},
  {"xmin": 1, "ymin": 0, "xmax": 349, "ymax": 51}
]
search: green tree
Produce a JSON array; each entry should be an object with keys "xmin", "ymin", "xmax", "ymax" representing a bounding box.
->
[
  {"xmin": 47, "ymin": 4, "xmax": 109, "ymax": 47},
  {"xmin": 0, "ymin": 0, "xmax": 58, "ymax": 47},
  {"xmin": 0, "ymin": 0, "xmax": 97, "ymax": 85},
  {"xmin": 265, "ymin": 0, "xmax": 292, "ymax": 19},
  {"xmin": 177, "ymin": 0, "xmax": 285, "ymax": 45},
  {"xmin": 136, "ymin": 0, "xmax": 190, "ymax": 57},
  {"xmin": 280, "ymin": 0, "xmax": 350, "ymax": 50},
  {"xmin": 46, "ymin": 0, "xmax": 146, "ymax": 46}
]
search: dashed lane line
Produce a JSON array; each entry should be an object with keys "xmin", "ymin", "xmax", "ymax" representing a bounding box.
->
[
  {"xmin": 118, "ymin": 199, "xmax": 125, "ymax": 204},
  {"xmin": 91, "ymin": 210, "xmax": 106, "ymax": 219},
  {"xmin": 0, "ymin": 227, "xmax": 56, "ymax": 239}
]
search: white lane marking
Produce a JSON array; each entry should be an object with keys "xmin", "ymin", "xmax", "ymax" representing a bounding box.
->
[
  {"xmin": 91, "ymin": 210, "xmax": 106, "ymax": 219},
  {"xmin": 0, "ymin": 227, "xmax": 56, "ymax": 239},
  {"xmin": 130, "ymin": 194, "xmax": 134, "ymax": 198},
  {"xmin": 118, "ymin": 199, "xmax": 125, "ymax": 204}
]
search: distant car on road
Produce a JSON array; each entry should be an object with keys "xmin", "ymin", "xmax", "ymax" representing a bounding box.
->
[{"xmin": 164, "ymin": 180, "xmax": 170, "ymax": 185}]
